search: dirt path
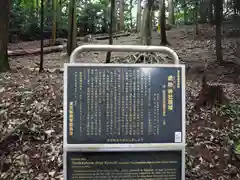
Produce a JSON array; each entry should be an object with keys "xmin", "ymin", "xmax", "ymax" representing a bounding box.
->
[{"xmin": 8, "ymin": 25, "xmax": 217, "ymax": 72}]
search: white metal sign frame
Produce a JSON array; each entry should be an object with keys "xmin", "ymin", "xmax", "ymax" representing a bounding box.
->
[{"xmin": 63, "ymin": 45, "xmax": 186, "ymax": 180}]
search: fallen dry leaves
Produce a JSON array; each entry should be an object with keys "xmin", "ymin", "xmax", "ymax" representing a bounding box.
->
[
  {"xmin": 0, "ymin": 70, "xmax": 63, "ymax": 180},
  {"xmin": 0, "ymin": 69, "xmax": 239, "ymax": 180},
  {"xmin": 1, "ymin": 25, "xmax": 240, "ymax": 180}
]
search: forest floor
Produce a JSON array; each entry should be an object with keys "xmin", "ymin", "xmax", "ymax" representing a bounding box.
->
[{"xmin": 1, "ymin": 24, "xmax": 240, "ymax": 180}]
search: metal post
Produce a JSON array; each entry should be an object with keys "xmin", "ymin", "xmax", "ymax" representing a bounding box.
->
[{"xmin": 69, "ymin": 44, "xmax": 180, "ymax": 64}]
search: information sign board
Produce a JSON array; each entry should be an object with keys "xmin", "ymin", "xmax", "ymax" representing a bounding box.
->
[
  {"xmin": 64, "ymin": 64, "xmax": 185, "ymax": 145},
  {"xmin": 65, "ymin": 150, "xmax": 184, "ymax": 180}
]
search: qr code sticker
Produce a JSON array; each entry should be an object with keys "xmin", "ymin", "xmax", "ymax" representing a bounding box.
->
[{"xmin": 175, "ymin": 132, "xmax": 181, "ymax": 143}]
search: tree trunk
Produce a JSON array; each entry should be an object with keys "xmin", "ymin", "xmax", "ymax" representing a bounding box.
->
[
  {"xmin": 168, "ymin": 0, "xmax": 174, "ymax": 25},
  {"xmin": 146, "ymin": 0, "xmax": 153, "ymax": 45},
  {"xmin": 114, "ymin": 0, "xmax": 118, "ymax": 32},
  {"xmin": 8, "ymin": 45, "xmax": 66, "ymax": 57},
  {"xmin": 119, "ymin": 0, "xmax": 124, "ymax": 30},
  {"xmin": 57, "ymin": 0, "xmax": 62, "ymax": 28},
  {"xmin": 141, "ymin": 4, "xmax": 148, "ymax": 44},
  {"xmin": 0, "ymin": 0, "xmax": 11, "ymax": 72},
  {"xmin": 160, "ymin": 0, "xmax": 168, "ymax": 45},
  {"xmin": 67, "ymin": 0, "xmax": 77, "ymax": 56},
  {"xmin": 199, "ymin": 0, "xmax": 208, "ymax": 23},
  {"xmin": 158, "ymin": 0, "xmax": 163, "ymax": 33},
  {"xmin": 129, "ymin": 0, "xmax": 133, "ymax": 29},
  {"xmin": 96, "ymin": 33, "xmax": 130, "ymax": 40},
  {"xmin": 233, "ymin": 0, "xmax": 237, "ymax": 15},
  {"xmin": 195, "ymin": 1, "xmax": 199, "ymax": 35},
  {"xmin": 36, "ymin": 0, "xmax": 39, "ymax": 15},
  {"xmin": 136, "ymin": 0, "xmax": 142, "ymax": 33},
  {"xmin": 141, "ymin": 0, "xmax": 153, "ymax": 45},
  {"xmin": 105, "ymin": 0, "xmax": 115, "ymax": 63},
  {"xmin": 103, "ymin": 1, "xmax": 109, "ymax": 33},
  {"xmin": 215, "ymin": 0, "xmax": 223, "ymax": 63},
  {"xmin": 183, "ymin": 0, "xmax": 187, "ymax": 24},
  {"xmin": 46, "ymin": 0, "xmax": 52, "ymax": 28},
  {"xmin": 51, "ymin": 0, "xmax": 57, "ymax": 45},
  {"xmin": 109, "ymin": 0, "xmax": 116, "ymax": 32},
  {"xmin": 103, "ymin": 9, "xmax": 108, "ymax": 33},
  {"xmin": 40, "ymin": 0, "xmax": 44, "ymax": 72},
  {"xmin": 209, "ymin": 0, "xmax": 213, "ymax": 24}
]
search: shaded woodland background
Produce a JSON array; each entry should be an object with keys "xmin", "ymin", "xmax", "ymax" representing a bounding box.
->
[{"xmin": 0, "ymin": 0, "xmax": 240, "ymax": 179}]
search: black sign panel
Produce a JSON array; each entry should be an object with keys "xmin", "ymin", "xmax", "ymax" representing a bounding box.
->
[
  {"xmin": 67, "ymin": 66, "xmax": 183, "ymax": 144},
  {"xmin": 66, "ymin": 151, "xmax": 182, "ymax": 180}
]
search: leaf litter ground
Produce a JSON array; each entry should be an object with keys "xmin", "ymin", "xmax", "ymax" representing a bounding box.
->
[{"xmin": 1, "ymin": 25, "xmax": 240, "ymax": 180}]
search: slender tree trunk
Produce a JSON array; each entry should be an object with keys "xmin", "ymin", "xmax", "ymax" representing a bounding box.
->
[
  {"xmin": 105, "ymin": 0, "xmax": 115, "ymax": 63},
  {"xmin": 109, "ymin": 0, "xmax": 116, "ymax": 32},
  {"xmin": 195, "ymin": 1, "xmax": 199, "ymax": 35},
  {"xmin": 215, "ymin": 0, "xmax": 223, "ymax": 63},
  {"xmin": 233, "ymin": 0, "xmax": 237, "ymax": 15},
  {"xmin": 103, "ymin": 9, "xmax": 108, "ymax": 33},
  {"xmin": 67, "ymin": 0, "xmax": 77, "ymax": 56},
  {"xmin": 158, "ymin": 0, "xmax": 163, "ymax": 33},
  {"xmin": 114, "ymin": 0, "xmax": 118, "ymax": 32},
  {"xmin": 141, "ymin": 0, "xmax": 153, "ymax": 45},
  {"xmin": 51, "ymin": 0, "xmax": 57, "ymax": 45},
  {"xmin": 119, "ymin": 0, "xmax": 124, "ymax": 30},
  {"xmin": 36, "ymin": 0, "xmax": 39, "ymax": 15},
  {"xmin": 183, "ymin": 0, "xmax": 187, "ymax": 24},
  {"xmin": 129, "ymin": 0, "xmax": 133, "ymax": 29},
  {"xmin": 57, "ymin": 0, "xmax": 62, "ymax": 28},
  {"xmin": 0, "ymin": 0, "xmax": 11, "ymax": 72},
  {"xmin": 146, "ymin": 0, "xmax": 153, "ymax": 45},
  {"xmin": 160, "ymin": 0, "xmax": 168, "ymax": 45},
  {"xmin": 168, "ymin": 0, "xmax": 174, "ymax": 24},
  {"xmin": 39, "ymin": 0, "xmax": 44, "ymax": 72},
  {"xmin": 136, "ymin": 0, "xmax": 142, "ymax": 33},
  {"xmin": 199, "ymin": 0, "xmax": 207, "ymax": 23},
  {"xmin": 46, "ymin": 0, "xmax": 52, "ymax": 28},
  {"xmin": 209, "ymin": 0, "xmax": 213, "ymax": 24},
  {"xmin": 141, "ymin": 4, "xmax": 148, "ymax": 44}
]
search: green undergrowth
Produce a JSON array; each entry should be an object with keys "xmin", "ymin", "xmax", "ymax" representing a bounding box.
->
[
  {"xmin": 220, "ymin": 103, "xmax": 240, "ymax": 153},
  {"xmin": 220, "ymin": 103, "xmax": 240, "ymax": 120},
  {"xmin": 236, "ymin": 140, "xmax": 240, "ymax": 153}
]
